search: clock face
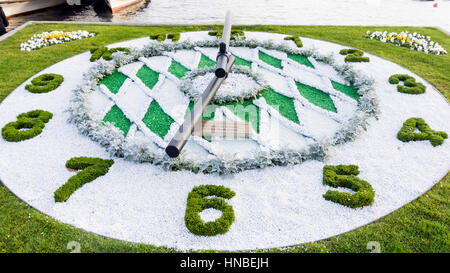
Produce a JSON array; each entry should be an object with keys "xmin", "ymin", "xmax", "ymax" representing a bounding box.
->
[
  {"xmin": 76, "ymin": 37, "xmax": 375, "ymax": 174},
  {"xmin": 0, "ymin": 31, "xmax": 449, "ymax": 250}
]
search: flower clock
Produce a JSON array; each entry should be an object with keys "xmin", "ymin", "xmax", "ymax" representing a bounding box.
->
[{"xmin": 0, "ymin": 31, "xmax": 448, "ymax": 250}]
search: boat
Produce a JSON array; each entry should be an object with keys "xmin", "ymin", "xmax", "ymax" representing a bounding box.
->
[
  {"xmin": 1, "ymin": 0, "xmax": 145, "ymax": 18},
  {"xmin": 93, "ymin": 0, "xmax": 145, "ymax": 13},
  {"xmin": 1, "ymin": 0, "xmax": 68, "ymax": 18}
]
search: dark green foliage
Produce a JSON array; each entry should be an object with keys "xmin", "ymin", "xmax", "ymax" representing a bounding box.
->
[
  {"xmin": 197, "ymin": 54, "xmax": 216, "ymax": 68},
  {"xmin": 98, "ymin": 69, "xmax": 127, "ymax": 94},
  {"xmin": 142, "ymin": 100, "xmax": 174, "ymax": 139},
  {"xmin": 258, "ymin": 50, "xmax": 282, "ymax": 69},
  {"xmin": 260, "ymin": 87, "xmax": 299, "ymax": 124},
  {"xmin": 150, "ymin": 32, "xmax": 181, "ymax": 42},
  {"xmin": 284, "ymin": 35, "xmax": 303, "ymax": 47},
  {"xmin": 208, "ymin": 29, "xmax": 245, "ymax": 40},
  {"xmin": 54, "ymin": 157, "xmax": 114, "ymax": 202},
  {"xmin": 339, "ymin": 48, "xmax": 370, "ymax": 62},
  {"xmin": 388, "ymin": 74, "xmax": 426, "ymax": 94},
  {"xmin": 25, "ymin": 73, "xmax": 64, "ymax": 93},
  {"xmin": 296, "ymin": 81, "xmax": 337, "ymax": 112},
  {"xmin": 234, "ymin": 56, "xmax": 252, "ymax": 67},
  {"xmin": 90, "ymin": 46, "xmax": 130, "ymax": 62},
  {"xmin": 2, "ymin": 110, "xmax": 53, "ymax": 142},
  {"xmin": 168, "ymin": 60, "xmax": 189, "ymax": 78},
  {"xmin": 322, "ymin": 165, "xmax": 375, "ymax": 208},
  {"xmin": 397, "ymin": 117, "xmax": 447, "ymax": 146},
  {"xmin": 331, "ymin": 80, "xmax": 360, "ymax": 102},
  {"xmin": 167, "ymin": 33, "xmax": 181, "ymax": 42},
  {"xmin": 103, "ymin": 105, "xmax": 132, "ymax": 136},
  {"xmin": 136, "ymin": 65, "xmax": 159, "ymax": 89},
  {"xmin": 287, "ymin": 53, "xmax": 314, "ymax": 68},
  {"xmin": 185, "ymin": 185, "xmax": 236, "ymax": 236}
]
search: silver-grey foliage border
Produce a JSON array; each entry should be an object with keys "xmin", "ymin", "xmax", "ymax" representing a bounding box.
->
[
  {"xmin": 68, "ymin": 38, "xmax": 378, "ymax": 175},
  {"xmin": 179, "ymin": 65, "xmax": 267, "ymax": 104}
]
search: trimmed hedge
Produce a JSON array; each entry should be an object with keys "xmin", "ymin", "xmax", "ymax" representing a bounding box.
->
[
  {"xmin": 322, "ymin": 165, "xmax": 375, "ymax": 208},
  {"xmin": 185, "ymin": 185, "xmax": 236, "ymax": 236},
  {"xmin": 2, "ymin": 110, "xmax": 53, "ymax": 142},
  {"xmin": 208, "ymin": 29, "xmax": 245, "ymax": 40},
  {"xmin": 284, "ymin": 35, "xmax": 303, "ymax": 47},
  {"xmin": 397, "ymin": 117, "xmax": 447, "ymax": 147},
  {"xmin": 150, "ymin": 32, "xmax": 181, "ymax": 42},
  {"xmin": 25, "ymin": 73, "xmax": 64, "ymax": 93},
  {"xmin": 54, "ymin": 157, "xmax": 114, "ymax": 202},
  {"xmin": 339, "ymin": 49, "xmax": 370, "ymax": 63},
  {"xmin": 90, "ymin": 47, "xmax": 130, "ymax": 62},
  {"xmin": 388, "ymin": 74, "xmax": 426, "ymax": 94}
]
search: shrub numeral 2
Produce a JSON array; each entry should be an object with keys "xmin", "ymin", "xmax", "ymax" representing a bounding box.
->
[
  {"xmin": 322, "ymin": 165, "xmax": 375, "ymax": 208},
  {"xmin": 339, "ymin": 49, "xmax": 370, "ymax": 62},
  {"xmin": 185, "ymin": 185, "xmax": 236, "ymax": 236},
  {"xmin": 54, "ymin": 157, "xmax": 114, "ymax": 202}
]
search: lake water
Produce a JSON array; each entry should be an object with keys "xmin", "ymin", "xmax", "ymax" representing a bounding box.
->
[{"xmin": 6, "ymin": 0, "xmax": 450, "ymax": 32}]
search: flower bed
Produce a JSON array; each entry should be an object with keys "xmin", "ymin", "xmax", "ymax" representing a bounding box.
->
[
  {"xmin": 20, "ymin": 30, "xmax": 96, "ymax": 51},
  {"xmin": 365, "ymin": 31, "xmax": 447, "ymax": 55}
]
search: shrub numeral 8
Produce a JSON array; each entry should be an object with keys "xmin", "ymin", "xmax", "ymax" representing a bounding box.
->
[{"xmin": 2, "ymin": 110, "xmax": 53, "ymax": 142}]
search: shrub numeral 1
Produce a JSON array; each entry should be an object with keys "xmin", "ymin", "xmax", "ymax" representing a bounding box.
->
[
  {"xmin": 185, "ymin": 185, "xmax": 236, "ymax": 236},
  {"xmin": 54, "ymin": 157, "xmax": 114, "ymax": 202},
  {"xmin": 322, "ymin": 164, "xmax": 375, "ymax": 208}
]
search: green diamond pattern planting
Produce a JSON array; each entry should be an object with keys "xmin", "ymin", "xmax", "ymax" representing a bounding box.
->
[
  {"xmin": 331, "ymin": 81, "xmax": 360, "ymax": 102},
  {"xmin": 168, "ymin": 60, "xmax": 190, "ymax": 78},
  {"xmin": 142, "ymin": 100, "xmax": 175, "ymax": 139},
  {"xmin": 234, "ymin": 56, "xmax": 252, "ymax": 67},
  {"xmin": 103, "ymin": 105, "xmax": 132, "ymax": 136},
  {"xmin": 296, "ymin": 82, "xmax": 337, "ymax": 113},
  {"xmin": 198, "ymin": 54, "xmax": 216, "ymax": 68},
  {"xmin": 260, "ymin": 87, "xmax": 299, "ymax": 124},
  {"xmin": 136, "ymin": 65, "xmax": 159, "ymax": 90},
  {"xmin": 258, "ymin": 50, "xmax": 282, "ymax": 69},
  {"xmin": 99, "ymin": 70, "xmax": 127, "ymax": 94},
  {"xmin": 287, "ymin": 54, "xmax": 314, "ymax": 68}
]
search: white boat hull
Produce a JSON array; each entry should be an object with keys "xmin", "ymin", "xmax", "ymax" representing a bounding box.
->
[{"xmin": 1, "ymin": 0, "xmax": 67, "ymax": 18}]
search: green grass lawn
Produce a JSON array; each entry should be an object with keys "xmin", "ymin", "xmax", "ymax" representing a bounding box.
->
[{"xmin": 0, "ymin": 23, "xmax": 449, "ymax": 253}]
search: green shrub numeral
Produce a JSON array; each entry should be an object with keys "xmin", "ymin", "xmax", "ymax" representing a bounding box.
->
[
  {"xmin": 25, "ymin": 73, "xmax": 64, "ymax": 93},
  {"xmin": 339, "ymin": 49, "xmax": 370, "ymax": 63},
  {"xmin": 322, "ymin": 165, "xmax": 375, "ymax": 208},
  {"xmin": 54, "ymin": 157, "xmax": 114, "ymax": 202},
  {"xmin": 2, "ymin": 110, "xmax": 53, "ymax": 142},
  {"xmin": 388, "ymin": 74, "xmax": 426, "ymax": 94},
  {"xmin": 90, "ymin": 46, "xmax": 130, "ymax": 62},
  {"xmin": 284, "ymin": 35, "xmax": 303, "ymax": 47},
  {"xmin": 150, "ymin": 32, "xmax": 181, "ymax": 42},
  {"xmin": 208, "ymin": 29, "xmax": 245, "ymax": 40},
  {"xmin": 185, "ymin": 185, "xmax": 236, "ymax": 236},
  {"xmin": 397, "ymin": 117, "xmax": 447, "ymax": 146}
]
